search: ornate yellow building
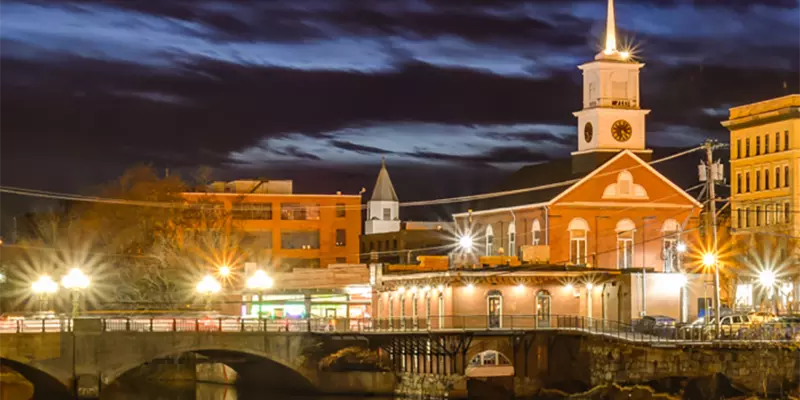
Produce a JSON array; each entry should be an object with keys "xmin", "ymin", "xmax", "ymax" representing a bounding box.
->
[{"xmin": 724, "ymin": 94, "xmax": 800, "ymax": 234}]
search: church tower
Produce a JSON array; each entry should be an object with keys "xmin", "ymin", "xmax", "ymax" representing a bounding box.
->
[
  {"xmin": 365, "ymin": 158, "xmax": 401, "ymax": 234},
  {"xmin": 572, "ymin": 0, "xmax": 652, "ymax": 174}
]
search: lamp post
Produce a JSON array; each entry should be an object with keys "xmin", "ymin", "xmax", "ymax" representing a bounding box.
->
[
  {"xmin": 676, "ymin": 242, "xmax": 689, "ymax": 323},
  {"xmin": 702, "ymin": 252, "xmax": 721, "ymax": 336},
  {"xmin": 196, "ymin": 275, "xmax": 221, "ymax": 311},
  {"xmin": 246, "ymin": 270, "xmax": 274, "ymax": 319},
  {"xmin": 32, "ymin": 275, "xmax": 59, "ymax": 312},
  {"xmin": 758, "ymin": 269, "xmax": 777, "ymax": 314},
  {"xmin": 61, "ymin": 268, "xmax": 90, "ymax": 318}
]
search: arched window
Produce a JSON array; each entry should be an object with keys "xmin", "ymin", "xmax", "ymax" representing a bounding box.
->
[
  {"xmin": 568, "ymin": 218, "xmax": 589, "ymax": 265},
  {"xmin": 508, "ymin": 222, "xmax": 516, "ymax": 257},
  {"xmin": 616, "ymin": 219, "xmax": 635, "ymax": 269},
  {"xmin": 485, "ymin": 225, "xmax": 494, "ymax": 256},
  {"xmin": 411, "ymin": 293, "xmax": 419, "ymax": 330},
  {"xmin": 469, "ymin": 350, "xmax": 512, "ymax": 367},
  {"xmin": 487, "ymin": 289, "xmax": 503, "ymax": 329},
  {"xmin": 531, "ymin": 219, "xmax": 541, "ymax": 246},
  {"xmin": 661, "ymin": 219, "xmax": 680, "ymax": 273}
]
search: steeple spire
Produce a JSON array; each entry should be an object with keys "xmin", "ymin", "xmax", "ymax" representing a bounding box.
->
[
  {"xmin": 371, "ymin": 158, "xmax": 398, "ymax": 202},
  {"xmin": 604, "ymin": 0, "xmax": 617, "ymax": 54}
]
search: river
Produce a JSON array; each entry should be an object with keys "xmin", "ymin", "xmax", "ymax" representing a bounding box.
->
[{"xmin": 102, "ymin": 381, "xmax": 394, "ymax": 400}]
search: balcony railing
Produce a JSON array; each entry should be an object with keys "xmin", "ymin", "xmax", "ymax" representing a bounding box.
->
[{"xmin": 587, "ymin": 97, "xmax": 638, "ymax": 109}]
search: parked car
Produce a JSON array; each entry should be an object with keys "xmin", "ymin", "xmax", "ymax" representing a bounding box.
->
[
  {"xmin": 748, "ymin": 311, "xmax": 777, "ymax": 323},
  {"xmin": 635, "ymin": 315, "xmax": 677, "ymax": 337},
  {"xmin": 679, "ymin": 313, "xmax": 752, "ymax": 340}
]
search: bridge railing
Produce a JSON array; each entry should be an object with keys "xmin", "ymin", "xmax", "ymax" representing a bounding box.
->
[{"xmin": 2, "ymin": 316, "xmax": 798, "ymax": 343}]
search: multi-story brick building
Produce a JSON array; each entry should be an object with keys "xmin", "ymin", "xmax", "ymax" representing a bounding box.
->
[
  {"xmin": 722, "ymin": 94, "xmax": 800, "ymax": 312},
  {"xmin": 184, "ymin": 179, "xmax": 361, "ymax": 271}
]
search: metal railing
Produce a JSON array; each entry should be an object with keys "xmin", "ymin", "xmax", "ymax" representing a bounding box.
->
[
  {"xmin": 587, "ymin": 97, "xmax": 638, "ymax": 109},
  {"xmin": 2, "ymin": 315, "xmax": 798, "ymax": 344}
]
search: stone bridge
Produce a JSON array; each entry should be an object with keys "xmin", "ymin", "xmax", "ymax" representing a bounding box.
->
[{"xmin": 1, "ymin": 320, "xmax": 326, "ymax": 398}]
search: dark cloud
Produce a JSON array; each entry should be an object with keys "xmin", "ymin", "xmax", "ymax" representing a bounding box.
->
[
  {"xmin": 330, "ymin": 140, "xmax": 396, "ymax": 155},
  {"xmin": 481, "ymin": 131, "xmax": 576, "ymax": 147},
  {"xmin": 408, "ymin": 146, "xmax": 552, "ymax": 167}
]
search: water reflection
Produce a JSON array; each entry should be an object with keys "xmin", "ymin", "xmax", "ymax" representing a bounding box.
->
[{"xmin": 102, "ymin": 381, "xmax": 393, "ymax": 400}]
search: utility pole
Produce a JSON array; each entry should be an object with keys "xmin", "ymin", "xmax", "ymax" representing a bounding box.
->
[{"xmin": 704, "ymin": 140, "xmax": 722, "ymax": 338}]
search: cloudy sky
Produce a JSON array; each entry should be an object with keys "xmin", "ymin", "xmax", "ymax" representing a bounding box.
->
[{"xmin": 1, "ymin": 0, "xmax": 798, "ymax": 213}]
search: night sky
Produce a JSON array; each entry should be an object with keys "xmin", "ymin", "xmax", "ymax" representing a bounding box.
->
[{"xmin": 1, "ymin": 0, "xmax": 798, "ymax": 220}]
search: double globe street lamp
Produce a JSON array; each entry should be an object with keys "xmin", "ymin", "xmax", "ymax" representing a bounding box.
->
[
  {"xmin": 61, "ymin": 268, "xmax": 90, "ymax": 318},
  {"xmin": 32, "ymin": 275, "xmax": 59, "ymax": 312},
  {"xmin": 196, "ymin": 275, "xmax": 222, "ymax": 310}
]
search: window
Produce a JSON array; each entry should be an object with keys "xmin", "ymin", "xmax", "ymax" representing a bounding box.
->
[
  {"xmin": 785, "ymin": 130, "xmax": 790, "ymax": 150},
  {"xmin": 388, "ymin": 294, "xmax": 394, "ymax": 325},
  {"xmin": 736, "ymin": 139, "xmax": 741, "ymax": 159},
  {"xmin": 737, "ymin": 208, "xmax": 744, "ymax": 228},
  {"xmin": 785, "ymin": 203, "xmax": 791, "ymax": 224},
  {"xmin": 785, "ymin": 166, "xmax": 790, "ymax": 187},
  {"xmin": 336, "ymin": 203, "xmax": 346, "ymax": 218},
  {"xmin": 437, "ymin": 295, "xmax": 444, "ymax": 329},
  {"xmin": 241, "ymin": 231, "xmax": 273, "ymax": 250},
  {"xmin": 412, "ymin": 294, "xmax": 419, "ymax": 330},
  {"xmin": 735, "ymin": 284, "xmax": 753, "ymax": 309},
  {"xmin": 744, "ymin": 208, "xmax": 750, "ymax": 228},
  {"xmin": 745, "ymin": 138, "xmax": 750, "ymax": 157},
  {"xmin": 487, "ymin": 290, "xmax": 503, "ymax": 329},
  {"xmin": 775, "ymin": 203, "xmax": 783, "ymax": 223},
  {"xmin": 776, "ymin": 132, "xmax": 781, "ymax": 152},
  {"xmin": 766, "ymin": 205, "xmax": 773, "ymax": 225},
  {"xmin": 393, "ymin": 239, "xmax": 397, "ymax": 249},
  {"xmin": 765, "ymin": 135, "xmax": 770, "ymax": 154},
  {"xmin": 756, "ymin": 136, "xmax": 761, "ymax": 156},
  {"xmin": 736, "ymin": 174, "xmax": 742, "ymax": 194},
  {"xmin": 335, "ymin": 229, "xmax": 346, "ymax": 247},
  {"xmin": 232, "ymin": 203, "xmax": 272, "ymax": 220},
  {"xmin": 399, "ymin": 293, "xmax": 406, "ymax": 330},
  {"xmin": 382, "ymin": 208, "xmax": 391, "ymax": 220},
  {"xmin": 425, "ymin": 294, "xmax": 431, "ymax": 326},
  {"xmin": 280, "ymin": 203, "xmax": 320, "ymax": 220},
  {"xmin": 756, "ymin": 170, "xmax": 761, "ymax": 191},
  {"xmin": 335, "ymin": 257, "xmax": 346, "ymax": 263},
  {"xmin": 568, "ymin": 218, "xmax": 589, "ymax": 265},
  {"xmin": 755, "ymin": 206, "xmax": 762, "ymax": 227},
  {"xmin": 485, "ymin": 225, "xmax": 494, "ymax": 256},
  {"xmin": 531, "ymin": 220, "xmax": 542, "ymax": 245},
  {"xmin": 661, "ymin": 219, "xmax": 680, "ymax": 273},
  {"xmin": 776, "ymin": 167, "xmax": 781, "ymax": 189},
  {"xmin": 280, "ymin": 230, "xmax": 320, "ymax": 249},
  {"xmin": 746, "ymin": 172, "xmax": 751, "ymax": 192},
  {"xmin": 765, "ymin": 169, "xmax": 770, "ymax": 190},
  {"xmin": 508, "ymin": 222, "xmax": 516, "ymax": 257},
  {"xmin": 616, "ymin": 219, "xmax": 635, "ymax": 269}
]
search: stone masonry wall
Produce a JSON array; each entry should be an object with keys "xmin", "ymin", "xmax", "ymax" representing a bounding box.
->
[{"xmin": 583, "ymin": 337, "xmax": 799, "ymax": 393}]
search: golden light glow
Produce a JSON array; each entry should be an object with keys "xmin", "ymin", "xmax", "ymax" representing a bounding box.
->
[
  {"xmin": 758, "ymin": 270, "xmax": 776, "ymax": 287},
  {"xmin": 604, "ymin": 0, "xmax": 617, "ymax": 53},
  {"xmin": 196, "ymin": 275, "xmax": 221, "ymax": 294},
  {"xmin": 437, "ymin": 284, "xmax": 445, "ymax": 292},
  {"xmin": 702, "ymin": 253, "xmax": 717, "ymax": 267},
  {"xmin": 32, "ymin": 275, "xmax": 58, "ymax": 294},
  {"xmin": 219, "ymin": 265, "xmax": 231, "ymax": 277},
  {"xmin": 61, "ymin": 268, "xmax": 90, "ymax": 290},
  {"xmin": 246, "ymin": 269, "xmax": 273, "ymax": 290}
]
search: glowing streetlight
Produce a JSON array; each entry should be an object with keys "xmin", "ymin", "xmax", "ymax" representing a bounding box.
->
[
  {"xmin": 197, "ymin": 275, "xmax": 221, "ymax": 310},
  {"xmin": 586, "ymin": 283, "xmax": 594, "ymax": 290},
  {"xmin": 702, "ymin": 253, "xmax": 717, "ymax": 267},
  {"xmin": 246, "ymin": 270, "xmax": 273, "ymax": 319},
  {"xmin": 219, "ymin": 265, "xmax": 231, "ymax": 277},
  {"xmin": 397, "ymin": 286, "xmax": 406, "ymax": 294},
  {"xmin": 758, "ymin": 270, "xmax": 776, "ymax": 287},
  {"xmin": 437, "ymin": 284, "xmax": 445, "ymax": 292},
  {"xmin": 458, "ymin": 235, "xmax": 473, "ymax": 251},
  {"xmin": 61, "ymin": 268, "xmax": 90, "ymax": 317},
  {"xmin": 32, "ymin": 275, "xmax": 58, "ymax": 313},
  {"xmin": 676, "ymin": 242, "xmax": 687, "ymax": 253},
  {"xmin": 423, "ymin": 285, "xmax": 431, "ymax": 292}
]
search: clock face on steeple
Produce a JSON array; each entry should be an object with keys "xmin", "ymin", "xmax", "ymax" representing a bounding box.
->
[
  {"xmin": 583, "ymin": 122, "xmax": 593, "ymax": 143},
  {"xmin": 611, "ymin": 120, "xmax": 632, "ymax": 142}
]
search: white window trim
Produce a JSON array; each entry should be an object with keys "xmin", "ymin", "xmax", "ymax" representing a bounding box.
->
[
  {"xmin": 487, "ymin": 294, "xmax": 503, "ymax": 329},
  {"xmin": 508, "ymin": 222, "xmax": 516, "ymax": 257}
]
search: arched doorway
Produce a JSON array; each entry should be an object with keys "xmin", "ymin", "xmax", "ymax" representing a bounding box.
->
[
  {"xmin": 536, "ymin": 290, "xmax": 551, "ymax": 327},
  {"xmin": 486, "ymin": 290, "xmax": 503, "ymax": 329},
  {"xmin": 466, "ymin": 350, "xmax": 514, "ymax": 377}
]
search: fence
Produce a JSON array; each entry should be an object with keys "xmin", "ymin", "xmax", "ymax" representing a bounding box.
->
[{"xmin": 1, "ymin": 315, "xmax": 798, "ymax": 343}]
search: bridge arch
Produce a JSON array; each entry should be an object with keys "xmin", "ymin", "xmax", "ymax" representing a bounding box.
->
[
  {"xmin": 465, "ymin": 350, "xmax": 514, "ymax": 377},
  {"xmin": 102, "ymin": 346, "xmax": 317, "ymax": 393},
  {"xmin": 0, "ymin": 357, "xmax": 71, "ymax": 399}
]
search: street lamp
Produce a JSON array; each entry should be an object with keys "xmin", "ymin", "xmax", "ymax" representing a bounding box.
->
[
  {"xmin": 32, "ymin": 275, "xmax": 58, "ymax": 312},
  {"xmin": 458, "ymin": 235, "xmax": 473, "ymax": 251},
  {"xmin": 219, "ymin": 265, "xmax": 231, "ymax": 278},
  {"xmin": 61, "ymin": 268, "xmax": 90, "ymax": 318},
  {"xmin": 758, "ymin": 269, "xmax": 776, "ymax": 288},
  {"xmin": 701, "ymin": 252, "xmax": 722, "ymax": 336},
  {"xmin": 196, "ymin": 275, "xmax": 221, "ymax": 311},
  {"xmin": 246, "ymin": 270, "xmax": 274, "ymax": 319},
  {"xmin": 676, "ymin": 242, "xmax": 687, "ymax": 254}
]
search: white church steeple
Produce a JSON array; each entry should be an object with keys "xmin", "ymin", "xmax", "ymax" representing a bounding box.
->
[
  {"xmin": 571, "ymin": 0, "xmax": 651, "ymax": 173},
  {"xmin": 365, "ymin": 158, "xmax": 401, "ymax": 234}
]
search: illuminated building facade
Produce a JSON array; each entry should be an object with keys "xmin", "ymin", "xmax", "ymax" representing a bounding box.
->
[
  {"xmin": 722, "ymin": 94, "xmax": 800, "ymax": 312},
  {"xmin": 184, "ymin": 179, "xmax": 362, "ymax": 270}
]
